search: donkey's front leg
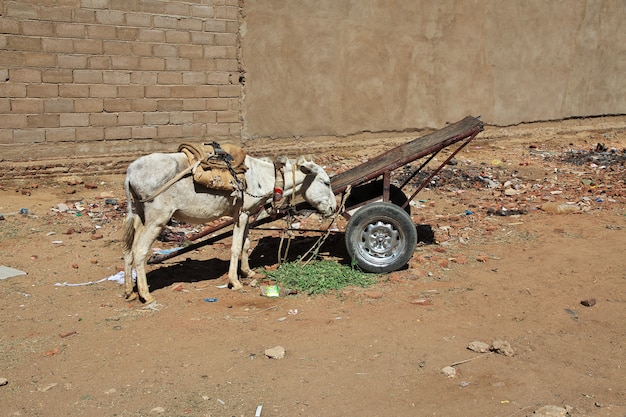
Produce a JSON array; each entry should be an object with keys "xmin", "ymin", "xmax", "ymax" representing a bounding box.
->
[
  {"xmin": 240, "ymin": 228, "xmax": 256, "ymax": 279},
  {"xmin": 227, "ymin": 211, "xmax": 249, "ymax": 290}
]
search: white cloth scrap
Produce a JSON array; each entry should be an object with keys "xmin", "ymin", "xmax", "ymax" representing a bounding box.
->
[{"xmin": 55, "ymin": 270, "xmax": 136, "ymax": 287}]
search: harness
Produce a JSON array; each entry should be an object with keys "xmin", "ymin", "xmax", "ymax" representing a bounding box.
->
[
  {"xmin": 139, "ymin": 142, "xmax": 246, "ymax": 203},
  {"xmin": 140, "ymin": 143, "xmax": 295, "ymax": 212}
]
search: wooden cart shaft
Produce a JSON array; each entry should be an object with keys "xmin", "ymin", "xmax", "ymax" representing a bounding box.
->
[{"xmin": 331, "ymin": 116, "xmax": 484, "ymax": 195}]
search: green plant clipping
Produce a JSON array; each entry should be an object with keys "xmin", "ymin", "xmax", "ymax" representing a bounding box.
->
[{"xmin": 266, "ymin": 260, "xmax": 379, "ymax": 295}]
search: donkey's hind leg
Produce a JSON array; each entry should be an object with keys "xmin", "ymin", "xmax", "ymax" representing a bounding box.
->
[
  {"xmin": 132, "ymin": 220, "xmax": 167, "ymax": 304},
  {"xmin": 123, "ymin": 214, "xmax": 143, "ymax": 301}
]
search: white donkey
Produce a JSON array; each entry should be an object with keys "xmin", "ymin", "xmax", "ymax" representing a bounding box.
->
[{"xmin": 123, "ymin": 152, "xmax": 336, "ymax": 304}]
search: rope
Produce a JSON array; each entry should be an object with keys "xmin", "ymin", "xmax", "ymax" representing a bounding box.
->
[
  {"xmin": 298, "ymin": 184, "xmax": 351, "ymax": 267},
  {"xmin": 277, "ymin": 213, "xmax": 295, "ymax": 265}
]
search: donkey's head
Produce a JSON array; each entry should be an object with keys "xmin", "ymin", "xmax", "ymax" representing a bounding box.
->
[{"xmin": 295, "ymin": 156, "xmax": 337, "ymax": 217}]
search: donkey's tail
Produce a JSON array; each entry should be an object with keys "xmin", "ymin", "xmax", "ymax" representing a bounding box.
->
[{"xmin": 123, "ymin": 176, "xmax": 136, "ymax": 253}]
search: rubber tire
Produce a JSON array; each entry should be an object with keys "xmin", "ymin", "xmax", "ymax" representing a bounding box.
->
[
  {"xmin": 345, "ymin": 180, "xmax": 411, "ymax": 215},
  {"xmin": 345, "ymin": 202, "xmax": 418, "ymax": 273}
]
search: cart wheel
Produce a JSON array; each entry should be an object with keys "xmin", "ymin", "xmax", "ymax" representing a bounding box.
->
[
  {"xmin": 345, "ymin": 202, "xmax": 417, "ymax": 273},
  {"xmin": 345, "ymin": 180, "xmax": 411, "ymax": 215}
]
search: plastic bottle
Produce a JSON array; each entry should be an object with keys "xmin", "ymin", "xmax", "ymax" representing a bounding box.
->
[{"xmin": 540, "ymin": 202, "xmax": 579, "ymax": 214}]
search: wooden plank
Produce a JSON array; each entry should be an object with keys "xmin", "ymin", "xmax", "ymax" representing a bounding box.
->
[{"xmin": 331, "ymin": 116, "xmax": 483, "ymax": 193}]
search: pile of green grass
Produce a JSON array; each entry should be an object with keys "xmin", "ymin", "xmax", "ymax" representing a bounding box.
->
[{"xmin": 265, "ymin": 260, "xmax": 378, "ymax": 295}]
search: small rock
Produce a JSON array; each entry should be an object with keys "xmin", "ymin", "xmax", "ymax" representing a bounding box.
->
[
  {"xmin": 84, "ymin": 183, "xmax": 98, "ymax": 189},
  {"xmin": 450, "ymin": 254, "xmax": 469, "ymax": 264},
  {"xmin": 150, "ymin": 406, "xmax": 166, "ymax": 414},
  {"xmin": 265, "ymin": 346, "xmax": 286, "ymax": 359},
  {"xmin": 71, "ymin": 263, "xmax": 79, "ymax": 269},
  {"xmin": 91, "ymin": 232, "xmax": 103, "ymax": 240},
  {"xmin": 476, "ymin": 254, "xmax": 489, "ymax": 263},
  {"xmin": 441, "ymin": 366, "xmax": 457, "ymax": 378},
  {"xmin": 0, "ymin": 377, "xmax": 8, "ymax": 386},
  {"xmin": 491, "ymin": 339, "xmax": 514, "ymax": 356},
  {"xmin": 531, "ymin": 405, "xmax": 569, "ymax": 416},
  {"xmin": 435, "ymin": 258, "xmax": 449, "ymax": 268},
  {"xmin": 364, "ymin": 290, "xmax": 383, "ymax": 299},
  {"xmin": 580, "ymin": 298, "xmax": 596, "ymax": 307},
  {"xmin": 467, "ymin": 341, "xmax": 491, "ymax": 353}
]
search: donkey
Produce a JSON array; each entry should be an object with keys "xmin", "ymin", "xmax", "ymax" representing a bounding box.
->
[{"xmin": 123, "ymin": 152, "xmax": 336, "ymax": 304}]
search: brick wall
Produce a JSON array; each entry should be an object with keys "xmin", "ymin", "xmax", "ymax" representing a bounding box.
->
[{"xmin": 0, "ymin": 0, "xmax": 242, "ymax": 161}]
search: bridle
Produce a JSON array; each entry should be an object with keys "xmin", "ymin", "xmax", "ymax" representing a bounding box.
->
[{"xmin": 243, "ymin": 156, "xmax": 296, "ymax": 215}]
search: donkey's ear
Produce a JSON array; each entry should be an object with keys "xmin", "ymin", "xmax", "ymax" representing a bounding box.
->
[{"xmin": 297, "ymin": 157, "xmax": 319, "ymax": 176}]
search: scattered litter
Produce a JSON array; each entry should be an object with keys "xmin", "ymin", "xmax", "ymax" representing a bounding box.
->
[
  {"xmin": 59, "ymin": 330, "xmax": 77, "ymax": 338},
  {"xmin": 153, "ymin": 247, "xmax": 183, "ymax": 255},
  {"xmin": 204, "ymin": 297, "xmax": 218, "ymax": 303},
  {"xmin": 541, "ymin": 202, "xmax": 580, "ymax": 214},
  {"xmin": 0, "ymin": 266, "xmax": 27, "ymax": 280},
  {"xmin": 255, "ymin": 405, "xmax": 263, "ymax": 417},
  {"xmin": 564, "ymin": 308, "xmax": 578, "ymax": 320},
  {"xmin": 38, "ymin": 382, "xmax": 58, "ymax": 392},
  {"xmin": 55, "ymin": 269, "xmax": 136, "ymax": 287},
  {"xmin": 288, "ymin": 309, "xmax": 298, "ymax": 315},
  {"xmin": 261, "ymin": 285, "xmax": 280, "ymax": 297}
]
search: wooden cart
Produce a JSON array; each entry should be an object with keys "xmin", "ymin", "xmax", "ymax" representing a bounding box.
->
[{"xmin": 149, "ymin": 116, "xmax": 484, "ymax": 272}]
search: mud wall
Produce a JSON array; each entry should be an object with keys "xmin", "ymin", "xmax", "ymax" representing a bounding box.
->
[{"xmin": 241, "ymin": 0, "xmax": 626, "ymax": 138}]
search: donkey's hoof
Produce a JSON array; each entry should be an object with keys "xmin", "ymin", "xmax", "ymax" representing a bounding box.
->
[
  {"xmin": 230, "ymin": 282, "xmax": 244, "ymax": 291},
  {"xmin": 142, "ymin": 300, "xmax": 163, "ymax": 311},
  {"xmin": 141, "ymin": 294, "xmax": 156, "ymax": 305},
  {"xmin": 242, "ymin": 269, "xmax": 256, "ymax": 279},
  {"xmin": 125, "ymin": 292, "xmax": 138, "ymax": 302}
]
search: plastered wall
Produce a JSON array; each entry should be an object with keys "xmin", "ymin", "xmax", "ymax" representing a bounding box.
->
[{"xmin": 241, "ymin": 0, "xmax": 626, "ymax": 138}]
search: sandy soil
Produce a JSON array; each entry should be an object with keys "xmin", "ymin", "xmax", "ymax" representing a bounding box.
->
[{"xmin": 1, "ymin": 118, "xmax": 625, "ymax": 417}]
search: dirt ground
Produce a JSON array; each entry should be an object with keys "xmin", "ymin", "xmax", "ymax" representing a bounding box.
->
[{"xmin": 1, "ymin": 117, "xmax": 625, "ymax": 417}]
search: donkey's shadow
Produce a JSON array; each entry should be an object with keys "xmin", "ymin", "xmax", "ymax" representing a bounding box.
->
[{"xmin": 145, "ymin": 258, "xmax": 230, "ymax": 292}]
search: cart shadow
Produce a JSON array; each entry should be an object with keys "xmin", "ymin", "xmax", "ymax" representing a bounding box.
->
[
  {"xmin": 144, "ymin": 224, "xmax": 435, "ymax": 291},
  {"xmin": 248, "ymin": 224, "xmax": 435, "ymax": 268},
  {"xmin": 248, "ymin": 233, "xmax": 350, "ymax": 267}
]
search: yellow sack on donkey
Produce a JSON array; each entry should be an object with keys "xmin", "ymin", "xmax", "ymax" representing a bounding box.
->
[{"xmin": 178, "ymin": 142, "xmax": 247, "ymax": 192}]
